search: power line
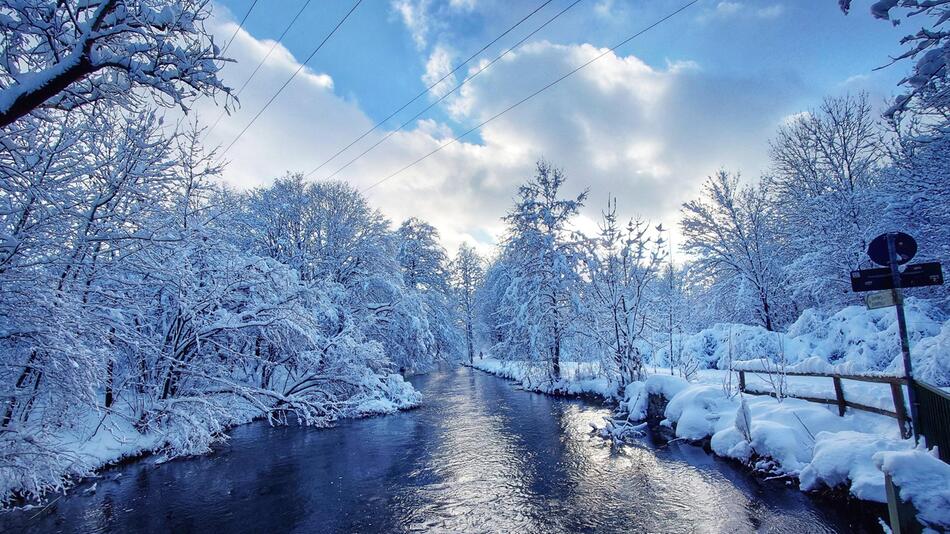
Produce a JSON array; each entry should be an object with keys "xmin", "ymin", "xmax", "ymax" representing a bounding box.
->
[
  {"xmin": 304, "ymin": 0, "xmax": 555, "ymax": 178},
  {"xmin": 314, "ymin": 0, "xmax": 583, "ymax": 182},
  {"xmin": 362, "ymin": 0, "xmax": 700, "ymax": 193},
  {"xmin": 221, "ymin": 0, "xmax": 260, "ymax": 56},
  {"xmin": 221, "ymin": 0, "xmax": 363, "ymax": 156},
  {"xmin": 207, "ymin": 0, "xmax": 314, "ymax": 137}
]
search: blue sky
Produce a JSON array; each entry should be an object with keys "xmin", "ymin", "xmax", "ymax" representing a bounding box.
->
[{"xmin": 201, "ymin": 0, "xmax": 914, "ymax": 252}]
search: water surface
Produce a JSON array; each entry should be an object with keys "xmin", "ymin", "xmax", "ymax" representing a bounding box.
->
[{"xmin": 3, "ymin": 366, "xmax": 879, "ymax": 533}]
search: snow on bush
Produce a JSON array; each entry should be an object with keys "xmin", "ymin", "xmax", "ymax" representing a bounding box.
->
[
  {"xmin": 354, "ymin": 373, "xmax": 423, "ymax": 416},
  {"xmin": 665, "ymin": 385, "xmax": 735, "ymax": 441},
  {"xmin": 650, "ymin": 298, "xmax": 949, "ymax": 386}
]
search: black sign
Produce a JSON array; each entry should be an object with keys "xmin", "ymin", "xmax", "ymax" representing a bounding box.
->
[
  {"xmin": 851, "ymin": 262, "xmax": 944, "ymax": 292},
  {"xmin": 867, "ymin": 232, "xmax": 917, "ymax": 267},
  {"xmin": 899, "ymin": 262, "xmax": 944, "ymax": 289}
]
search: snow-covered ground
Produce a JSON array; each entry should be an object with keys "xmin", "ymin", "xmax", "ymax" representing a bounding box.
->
[
  {"xmin": 472, "ymin": 357, "xmax": 949, "ymax": 531},
  {"xmin": 471, "ymin": 358, "xmax": 613, "ymax": 397}
]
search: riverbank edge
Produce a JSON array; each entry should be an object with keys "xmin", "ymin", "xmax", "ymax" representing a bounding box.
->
[
  {"xmin": 463, "ymin": 359, "xmax": 891, "ymax": 518},
  {"xmin": 1, "ymin": 391, "xmax": 423, "ymax": 512}
]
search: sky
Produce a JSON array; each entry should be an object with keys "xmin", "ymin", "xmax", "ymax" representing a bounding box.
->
[{"xmin": 196, "ymin": 0, "xmax": 911, "ymax": 255}]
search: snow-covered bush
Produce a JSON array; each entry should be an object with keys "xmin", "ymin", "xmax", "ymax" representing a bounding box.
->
[{"xmin": 645, "ymin": 298, "xmax": 949, "ymax": 386}]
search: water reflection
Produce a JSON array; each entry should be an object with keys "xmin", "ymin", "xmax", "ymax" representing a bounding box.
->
[{"xmin": 2, "ymin": 366, "xmax": 874, "ymax": 533}]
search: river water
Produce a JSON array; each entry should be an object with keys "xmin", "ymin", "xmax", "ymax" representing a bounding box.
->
[{"xmin": 3, "ymin": 366, "xmax": 878, "ymax": 533}]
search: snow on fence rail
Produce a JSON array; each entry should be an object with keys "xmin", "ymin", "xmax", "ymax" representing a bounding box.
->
[{"xmin": 734, "ymin": 367, "xmax": 912, "ymax": 438}]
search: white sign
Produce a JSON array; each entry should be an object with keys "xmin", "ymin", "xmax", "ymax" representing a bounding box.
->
[{"xmin": 865, "ymin": 290, "xmax": 901, "ymax": 310}]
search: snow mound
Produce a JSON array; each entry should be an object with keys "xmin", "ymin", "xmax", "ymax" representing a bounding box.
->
[
  {"xmin": 875, "ymin": 448, "xmax": 950, "ymax": 530},
  {"xmin": 619, "ymin": 372, "xmax": 917, "ymax": 504},
  {"xmin": 354, "ymin": 373, "xmax": 423, "ymax": 416},
  {"xmin": 799, "ymin": 431, "xmax": 912, "ymax": 502}
]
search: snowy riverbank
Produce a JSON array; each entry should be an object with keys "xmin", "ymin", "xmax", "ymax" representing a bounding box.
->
[
  {"xmin": 0, "ymin": 374, "xmax": 421, "ymax": 508},
  {"xmin": 470, "ymin": 357, "xmax": 950, "ymax": 531}
]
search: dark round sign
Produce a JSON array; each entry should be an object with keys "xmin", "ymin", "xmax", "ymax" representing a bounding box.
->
[{"xmin": 867, "ymin": 232, "xmax": 917, "ymax": 267}]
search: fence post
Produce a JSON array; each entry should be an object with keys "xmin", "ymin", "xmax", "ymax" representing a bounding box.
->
[
  {"xmin": 891, "ymin": 382, "xmax": 911, "ymax": 440},
  {"xmin": 832, "ymin": 376, "xmax": 846, "ymax": 416},
  {"xmin": 886, "ymin": 473, "xmax": 924, "ymax": 534},
  {"xmin": 738, "ymin": 371, "xmax": 745, "ymax": 393}
]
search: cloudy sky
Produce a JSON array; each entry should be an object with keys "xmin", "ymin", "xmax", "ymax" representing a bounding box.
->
[{"xmin": 197, "ymin": 0, "xmax": 909, "ymax": 254}]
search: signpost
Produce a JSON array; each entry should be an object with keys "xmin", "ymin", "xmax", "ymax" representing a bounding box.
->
[{"xmin": 851, "ymin": 232, "xmax": 945, "ymax": 442}]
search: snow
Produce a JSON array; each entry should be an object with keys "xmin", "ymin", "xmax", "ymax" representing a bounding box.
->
[
  {"xmin": 875, "ymin": 448, "xmax": 950, "ymax": 530},
  {"xmin": 800, "ymin": 431, "xmax": 912, "ymax": 502},
  {"xmin": 665, "ymin": 384, "xmax": 734, "ymax": 441},
  {"xmin": 652, "ymin": 298, "xmax": 950, "ymax": 387},
  {"xmin": 470, "ymin": 357, "xmax": 613, "ymax": 397},
  {"xmin": 618, "ymin": 369, "xmax": 913, "ymax": 490}
]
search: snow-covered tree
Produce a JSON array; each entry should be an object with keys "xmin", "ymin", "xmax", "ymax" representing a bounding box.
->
[
  {"xmin": 452, "ymin": 244, "xmax": 483, "ymax": 363},
  {"xmin": 681, "ymin": 170, "xmax": 786, "ymax": 330},
  {"xmin": 765, "ymin": 94, "xmax": 885, "ymax": 309},
  {"xmin": 840, "ymin": 0, "xmax": 950, "ymax": 125},
  {"xmin": 581, "ymin": 198, "xmax": 665, "ymax": 389},
  {"xmin": 0, "ymin": 0, "xmax": 230, "ymax": 128},
  {"xmin": 396, "ymin": 218, "xmax": 463, "ymax": 364},
  {"xmin": 397, "ymin": 218, "xmax": 450, "ymax": 293},
  {"xmin": 498, "ymin": 160, "xmax": 587, "ymax": 383},
  {"xmin": 474, "ymin": 252, "xmax": 516, "ymax": 352}
]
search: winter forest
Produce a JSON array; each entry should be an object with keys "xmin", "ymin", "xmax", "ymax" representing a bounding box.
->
[{"xmin": 1, "ymin": 0, "xmax": 949, "ymax": 531}]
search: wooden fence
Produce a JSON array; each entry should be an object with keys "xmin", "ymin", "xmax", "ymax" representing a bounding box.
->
[
  {"xmin": 736, "ymin": 369, "xmax": 911, "ymax": 439},
  {"xmin": 914, "ymin": 380, "xmax": 950, "ymax": 463}
]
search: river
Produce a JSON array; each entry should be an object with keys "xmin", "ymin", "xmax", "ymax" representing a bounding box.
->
[{"xmin": 3, "ymin": 365, "xmax": 878, "ymax": 533}]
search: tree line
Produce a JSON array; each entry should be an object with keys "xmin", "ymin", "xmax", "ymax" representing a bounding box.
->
[
  {"xmin": 476, "ymin": 96, "xmax": 949, "ymax": 392},
  {"xmin": 473, "ymin": 2, "xmax": 950, "ymax": 390}
]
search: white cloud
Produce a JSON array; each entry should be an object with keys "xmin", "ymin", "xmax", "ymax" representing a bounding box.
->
[
  {"xmin": 755, "ymin": 4, "xmax": 785, "ymax": 18},
  {"xmin": 594, "ymin": 0, "xmax": 616, "ymax": 17},
  {"xmin": 391, "ymin": 0, "xmax": 432, "ymax": 50},
  {"xmin": 698, "ymin": 1, "xmax": 785, "ymax": 22},
  {"xmin": 716, "ymin": 2, "xmax": 743, "ymax": 16},
  {"xmin": 423, "ymin": 44, "xmax": 458, "ymax": 97},
  {"xmin": 448, "ymin": 0, "xmax": 477, "ymax": 11},
  {"xmin": 201, "ymin": 13, "xmax": 794, "ymax": 255}
]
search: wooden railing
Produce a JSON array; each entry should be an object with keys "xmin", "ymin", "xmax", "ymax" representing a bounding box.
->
[
  {"xmin": 737, "ymin": 369, "xmax": 911, "ymax": 438},
  {"xmin": 914, "ymin": 380, "xmax": 950, "ymax": 462}
]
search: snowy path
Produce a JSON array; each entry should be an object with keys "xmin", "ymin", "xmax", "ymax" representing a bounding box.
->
[{"xmin": 1, "ymin": 366, "xmax": 876, "ymax": 533}]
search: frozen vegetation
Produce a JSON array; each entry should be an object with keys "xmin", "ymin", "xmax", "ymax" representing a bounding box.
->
[{"xmin": 2, "ymin": 0, "xmax": 949, "ymax": 530}]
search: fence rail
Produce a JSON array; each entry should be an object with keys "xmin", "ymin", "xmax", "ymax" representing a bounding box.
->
[
  {"xmin": 736, "ymin": 369, "xmax": 912, "ymax": 438},
  {"xmin": 914, "ymin": 380, "xmax": 950, "ymax": 463}
]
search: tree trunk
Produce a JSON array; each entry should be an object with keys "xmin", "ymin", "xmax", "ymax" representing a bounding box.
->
[
  {"xmin": 760, "ymin": 291, "xmax": 774, "ymax": 331},
  {"xmin": 104, "ymin": 358, "xmax": 114, "ymax": 408}
]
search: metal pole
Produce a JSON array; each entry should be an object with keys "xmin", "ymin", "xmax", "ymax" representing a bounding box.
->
[{"xmin": 887, "ymin": 232, "xmax": 920, "ymax": 442}]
